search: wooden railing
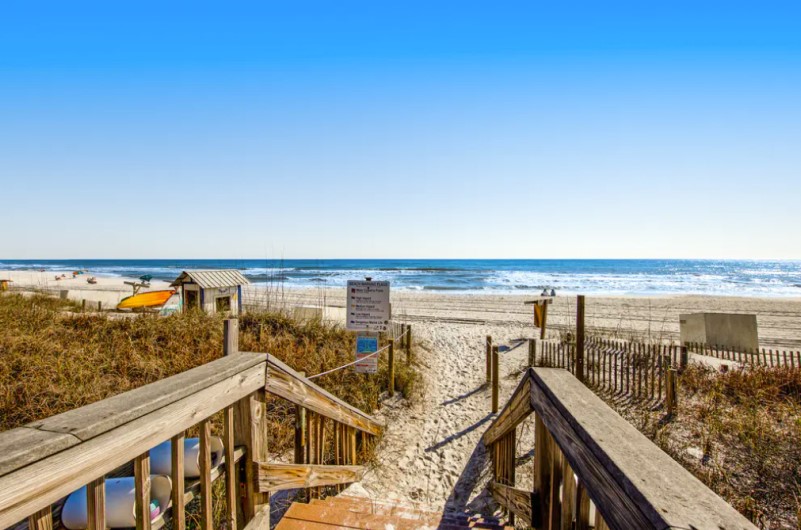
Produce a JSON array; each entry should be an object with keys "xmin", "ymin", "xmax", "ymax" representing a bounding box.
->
[
  {"xmin": 482, "ymin": 367, "xmax": 758, "ymax": 530},
  {"xmin": 0, "ymin": 319, "xmax": 383, "ymax": 530}
]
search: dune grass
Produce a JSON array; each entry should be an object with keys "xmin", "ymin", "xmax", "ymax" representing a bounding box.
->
[
  {"xmin": 611, "ymin": 363, "xmax": 801, "ymax": 529},
  {"xmin": 0, "ymin": 292, "xmax": 418, "ymax": 454}
]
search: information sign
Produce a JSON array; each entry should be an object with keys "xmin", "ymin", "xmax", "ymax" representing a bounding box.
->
[
  {"xmin": 346, "ymin": 280, "xmax": 390, "ymax": 331},
  {"xmin": 354, "ymin": 335, "xmax": 379, "ymax": 373}
]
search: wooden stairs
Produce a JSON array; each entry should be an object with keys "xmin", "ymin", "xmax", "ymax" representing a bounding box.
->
[{"xmin": 275, "ymin": 495, "xmax": 511, "ymax": 529}]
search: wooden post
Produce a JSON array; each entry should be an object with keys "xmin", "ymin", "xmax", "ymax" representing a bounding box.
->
[
  {"xmin": 223, "ymin": 408, "xmax": 237, "ymax": 530},
  {"xmin": 666, "ymin": 368, "xmax": 677, "ymax": 415},
  {"xmin": 548, "ymin": 440, "xmax": 562, "ymax": 529},
  {"xmin": 528, "ymin": 339, "xmax": 536, "ymax": 367},
  {"xmin": 576, "ymin": 482, "xmax": 591, "ymax": 530},
  {"xmin": 224, "ymin": 318, "xmax": 239, "ymax": 356},
  {"xmin": 28, "ymin": 507, "xmax": 53, "ymax": 530},
  {"xmin": 540, "ymin": 301, "xmax": 549, "ymax": 340},
  {"xmin": 560, "ymin": 456, "xmax": 575, "ymax": 530},
  {"xmin": 97, "ymin": 300, "xmax": 102, "ymax": 312},
  {"xmin": 406, "ymin": 325, "xmax": 413, "ymax": 363},
  {"xmin": 533, "ymin": 415, "xmax": 552, "ymax": 530},
  {"xmin": 82, "ymin": 299, "xmax": 87, "ymax": 312},
  {"xmin": 199, "ymin": 420, "xmax": 213, "ymax": 530},
  {"xmin": 171, "ymin": 433, "xmax": 186, "ymax": 530},
  {"xmin": 491, "ymin": 345, "xmax": 500, "ymax": 413},
  {"xmin": 388, "ymin": 341, "xmax": 395, "ymax": 397},
  {"xmin": 576, "ymin": 295, "xmax": 585, "ymax": 383},
  {"xmin": 680, "ymin": 345, "xmax": 688, "ymax": 371},
  {"xmin": 295, "ymin": 405, "xmax": 306, "ymax": 465},
  {"xmin": 234, "ymin": 390, "xmax": 269, "ymax": 520},
  {"xmin": 86, "ymin": 478, "xmax": 106, "ymax": 530},
  {"xmin": 486, "ymin": 336, "xmax": 492, "ymax": 384},
  {"xmin": 133, "ymin": 452, "xmax": 151, "ymax": 530}
]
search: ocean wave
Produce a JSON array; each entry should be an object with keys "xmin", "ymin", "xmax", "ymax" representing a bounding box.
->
[{"xmin": 3, "ymin": 259, "xmax": 801, "ymax": 297}]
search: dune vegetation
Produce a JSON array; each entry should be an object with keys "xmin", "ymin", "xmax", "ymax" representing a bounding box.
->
[{"xmin": 0, "ymin": 293, "xmax": 418, "ymax": 453}]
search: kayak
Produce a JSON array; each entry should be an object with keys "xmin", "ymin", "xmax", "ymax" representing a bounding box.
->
[{"xmin": 117, "ymin": 290, "xmax": 176, "ymax": 310}]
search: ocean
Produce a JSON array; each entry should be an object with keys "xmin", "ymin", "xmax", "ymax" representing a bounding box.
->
[{"xmin": 1, "ymin": 259, "xmax": 800, "ymax": 297}]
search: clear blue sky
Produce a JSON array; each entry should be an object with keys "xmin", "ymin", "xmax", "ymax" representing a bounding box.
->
[{"xmin": 2, "ymin": 1, "xmax": 800, "ymax": 259}]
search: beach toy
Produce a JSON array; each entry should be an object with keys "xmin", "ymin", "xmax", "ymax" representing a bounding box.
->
[
  {"xmin": 149, "ymin": 436, "xmax": 224, "ymax": 478},
  {"xmin": 61, "ymin": 475, "xmax": 171, "ymax": 529}
]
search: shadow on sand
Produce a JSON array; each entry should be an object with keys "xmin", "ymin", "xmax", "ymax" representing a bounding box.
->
[{"xmin": 426, "ymin": 413, "xmax": 494, "ymax": 453}]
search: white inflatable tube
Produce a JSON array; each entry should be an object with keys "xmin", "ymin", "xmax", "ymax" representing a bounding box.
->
[
  {"xmin": 149, "ymin": 436, "xmax": 224, "ymax": 478},
  {"xmin": 62, "ymin": 475, "xmax": 171, "ymax": 529}
]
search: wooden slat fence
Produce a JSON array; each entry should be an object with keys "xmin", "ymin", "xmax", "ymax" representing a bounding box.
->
[
  {"xmin": 685, "ymin": 341, "xmax": 800, "ymax": 369},
  {"xmin": 533, "ymin": 337, "xmax": 686, "ymax": 405},
  {"xmin": 0, "ymin": 318, "xmax": 384, "ymax": 530}
]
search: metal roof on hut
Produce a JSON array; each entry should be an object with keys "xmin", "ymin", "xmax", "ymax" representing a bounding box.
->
[{"xmin": 170, "ymin": 270, "xmax": 250, "ymax": 289}]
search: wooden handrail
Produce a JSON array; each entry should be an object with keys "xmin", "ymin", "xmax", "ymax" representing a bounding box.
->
[
  {"xmin": 0, "ymin": 355, "xmax": 267, "ymax": 528},
  {"xmin": 485, "ymin": 368, "xmax": 758, "ymax": 530},
  {"xmin": 264, "ymin": 354, "xmax": 384, "ymax": 436},
  {"xmin": 482, "ymin": 368, "xmax": 533, "ymax": 446},
  {"xmin": 0, "ymin": 353, "xmax": 267, "ymax": 477}
]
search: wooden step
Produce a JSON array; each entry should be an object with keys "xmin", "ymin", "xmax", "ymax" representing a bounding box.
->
[
  {"xmin": 316, "ymin": 496, "xmax": 442, "ymax": 521},
  {"xmin": 276, "ymin": 502, "xmax": 437, "ymax": 529},
  {"xmin": 276, "ymin": 498, "xmax": 511, "ymax": 530},
  {"xmin": 320, "ymin": 496, "xmax": 508, "ymax": 527}
]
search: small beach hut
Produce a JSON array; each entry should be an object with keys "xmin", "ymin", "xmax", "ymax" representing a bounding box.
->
[{"xmin": 170, "ymin": 270, "xmax": 249, "ymax": 315}]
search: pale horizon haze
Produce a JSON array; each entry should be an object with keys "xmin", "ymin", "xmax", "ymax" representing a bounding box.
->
[{"xmin": 1, "ymin": 2, "xmax": 800, "ymax": 260}]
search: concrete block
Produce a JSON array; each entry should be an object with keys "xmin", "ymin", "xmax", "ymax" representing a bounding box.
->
[{"xmin": 679, "ymin": 313, "xmax": 758, "ymax": 351}]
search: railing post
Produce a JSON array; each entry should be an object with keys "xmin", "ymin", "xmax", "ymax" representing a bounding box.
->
[
  {"xmin": 388, "ymin": 341, "xmax": 395, "ymax": 397},
  {"xmin": 680, "ymin": 345, "xmax": 689, "ymax": 371},
  {"xmin": 86, "ymin": 478, "xmax": 105, "ymax": 530},
  {"xmin": 533, "ymin": 415, "xmax": 552, "ymax": 530},
  {"xmin": 576, "ymin": 295, "xmax": 585, "ymax": 383},
  {"xmin": 295, "ymin": 405, "xmax": 307, "ymax": 464},
  {"xmin": 491, "ymin": 345, "xmax": 500, "ymax": 413},
  {"xmin": 133, "ymin": 452, "xmax": 151, "ymax": 530},
  {"xmin": 234, "ymin": 364, "xmax": 269, "ymax": 522},
  {"xmin": 199, "ymin": 420, "xmax": 213, "ymax": 530},
  {"xmin": 528, "ymin": 339, "xmax": 536, "ymax": 367},
  {"xmin": 224, "ymin": 318, "xmax": 239, "ymax": 355},
  {"xmin": 171, "ymin": 433, "xmax": 187, "ymax": 530}
]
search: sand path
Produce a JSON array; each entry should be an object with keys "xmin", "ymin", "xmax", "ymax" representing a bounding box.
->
[{"xmin": 356, "ymin": 320, "xmax": 535, "ymax": 513}]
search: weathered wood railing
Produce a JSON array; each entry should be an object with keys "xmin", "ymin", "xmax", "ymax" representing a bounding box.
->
[
  {"xmin": 0, "ymin": 319, "xmax": 383, "ymax": 530},
  {"xmin": 482, "ymin": 367, "xmax": 758, "ymax": 530}
]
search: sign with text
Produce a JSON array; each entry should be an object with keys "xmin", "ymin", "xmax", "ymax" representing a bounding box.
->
[
  {"xmin": 346, "ymin": 280, "xmax": 390, "ymax": 331},
  {"xmin": 354, "ymin": 335, "xmax": 379, "ymax": 373}
]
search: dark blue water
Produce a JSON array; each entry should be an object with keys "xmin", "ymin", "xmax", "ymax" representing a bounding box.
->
[{"xmin": 1, "ymin": 259, "xmax": 800, "ymax": 296}]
